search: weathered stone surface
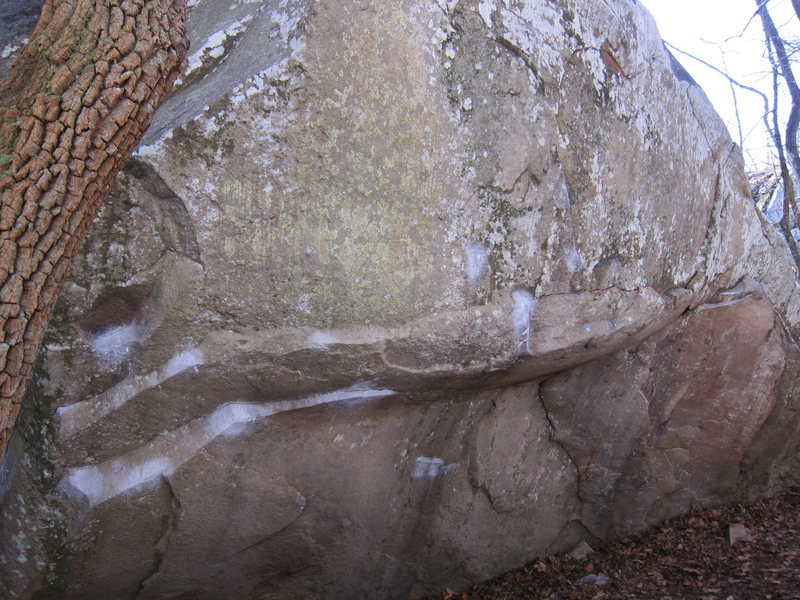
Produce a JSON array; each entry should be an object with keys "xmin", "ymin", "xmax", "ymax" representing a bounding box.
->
[
  {"xmin": 3, "ymin": 0, "xmax": 800, "ymax": 598},
  {"xmin": 0, "ymin": 0, "xmax": 43, "ymax": 81},
  {"xmin": 541, "ymin": 281, "xmax": 788, "ymax": 539}
]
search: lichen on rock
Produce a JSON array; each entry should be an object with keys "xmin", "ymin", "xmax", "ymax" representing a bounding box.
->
[{"xmin": 3, "ymin": 0, "xmax": 800, "ymax": 599}]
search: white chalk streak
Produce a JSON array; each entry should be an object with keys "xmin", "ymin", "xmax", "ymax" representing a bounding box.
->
[
  {"xmin": 511, "ymin": 289, "xmax": 536, "ymax": 355},
  {"xmin": 309, "ymin": 330, "xmax": 339, "ymax": 348},
  {"xmin": 162, "ymin": 348, "xmax": 204, "ymax": 379},
  {"xmin": 465, "ymin": 242, "xmax": 488, "ymax": 285},
  {"xmin": 88, "ymin": 323, "xmax": 142, "ymax": 366},
  {"xmin": 411, "ymin": 456, "xmax": 451, "ymax": 480},
  {"xmin": 60, "ymin": 383, "xmax": 396, "ymax": 507},
  {"xmin": 565, "ymin": 245, "xmax": 583, "ymax": 273},
  {"xmin": 57, "ymin": 349, "xmax": 204, "ymax": 439}
]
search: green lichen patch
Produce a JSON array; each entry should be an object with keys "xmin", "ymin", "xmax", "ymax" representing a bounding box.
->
[{"xmin": 254, "ymin": 3, "xmax": 455, "ymax": 325}]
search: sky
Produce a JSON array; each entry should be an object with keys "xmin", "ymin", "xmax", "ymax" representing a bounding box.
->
[{"xmin": 639, "ymin": 0, "xmax": 800, "ymax": 168}]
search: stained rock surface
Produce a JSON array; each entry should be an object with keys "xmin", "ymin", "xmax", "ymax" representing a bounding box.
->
[{"xmin": 2, "ymin": 0, "xmax": 800, "ymax": 599}]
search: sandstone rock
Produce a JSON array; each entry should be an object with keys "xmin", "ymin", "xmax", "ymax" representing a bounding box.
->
[{"xmin": 2, "ymin": 0, "xmax": 800, "ymax": 598}]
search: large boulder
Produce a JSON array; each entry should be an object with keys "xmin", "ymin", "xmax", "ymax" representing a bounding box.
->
[{"xmin": 3, "ymin": 0, "xmax": 800, "ymax": 598}]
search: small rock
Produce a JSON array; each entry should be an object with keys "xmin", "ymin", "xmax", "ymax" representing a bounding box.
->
[
  {"xmin": 569, "ymin": 540, "xmax": 594, "ymax": 560},
  {"xmin": 729, "ymin": 523, "xmax": 752, "ymax": 546}
]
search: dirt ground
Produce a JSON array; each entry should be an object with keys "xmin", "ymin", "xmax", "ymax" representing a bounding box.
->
[{"xmin": 427, "ymin": 487, "xmax": 800, "ymax": 600}]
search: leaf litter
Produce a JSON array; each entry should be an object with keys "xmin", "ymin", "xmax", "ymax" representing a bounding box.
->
[{"xmin": 426, "ymin": 487, "xmax": 800, "ymax": 600}]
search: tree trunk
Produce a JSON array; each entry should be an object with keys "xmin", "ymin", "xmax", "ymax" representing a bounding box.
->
[
  {"xmin": 792, "ymin": 0, "xmax": 800, "ymax": 25},
  {"xmin": 0, "ymin": 0, "xmax": 188, "ymax": 459},
  {"xmin": 757, "ymin": 0, "xmax": 800, "ymax": 185}
]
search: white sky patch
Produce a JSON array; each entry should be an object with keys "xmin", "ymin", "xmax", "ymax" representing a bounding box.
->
[
  {"xmin": 511, "ymin": 289, "xmax": 536, "ymax": 355},
  {"xmin": 465, "ymin": 242, "xmax": 488, "ymax": 285},
  {"xmin": 59, "ymin": 383, "xmax": 396, "ymax": 508},
  {"xmin": 640, "ymin": 0, "xmax": 800, "ymax": 167},
  {"xmin": 57, "ymin": 348, "xmax": 204, "ymax": 438},
  {"xmin": 87, "ymin": 323, "xmax": 142, "ymax": 366}
]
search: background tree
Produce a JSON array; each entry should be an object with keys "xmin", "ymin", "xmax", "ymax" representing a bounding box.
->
[
  {"xmin": 755, "ymin": 0, "xmax": 800, "ymax": 266},
  {"xmin": 657, "ymin": 0, "xmax": 800, "ymax": 269},
  {"xmin": 0, "ymin": 0, "xmax": 188, "ymax": 459}
]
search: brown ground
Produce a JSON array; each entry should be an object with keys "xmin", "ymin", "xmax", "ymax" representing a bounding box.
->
[{"xmin": 427, "ymin": 487, "xmax": 800, "ymax": 600}]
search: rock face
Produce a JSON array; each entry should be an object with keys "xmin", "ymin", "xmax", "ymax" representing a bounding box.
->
[{"xmin": 2, "ymin": 0, "xmax": 800, "ymax": 598}]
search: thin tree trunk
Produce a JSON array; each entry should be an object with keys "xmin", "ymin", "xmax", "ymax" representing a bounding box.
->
[
  {"xmin": 791, "ymin": 0, "xmax": 800, "ymax": 24},
  {"xmin": 767, "ymin": 42, "xmax": 800, "ymax": 267},
  {"xmin": 0, "ymin": 0, "xmax": 188, "ymax": 459},
  {"xmin": 757, "ymin": 0, "xmax": 800, "ymax": 186}
]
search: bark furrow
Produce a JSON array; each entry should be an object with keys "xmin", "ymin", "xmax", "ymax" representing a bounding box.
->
[{"xmin": 0, "ymin": 0, "xmax": 188, "ymax": 458}]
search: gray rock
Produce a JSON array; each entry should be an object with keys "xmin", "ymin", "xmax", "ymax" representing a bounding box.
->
[
  {"xmin": 3, "ymin": 0, "xmax": 800, "ymax": 598},
  {"xmin": 0, "ymin": 0, "xmax": 42, "ymax": 80}
]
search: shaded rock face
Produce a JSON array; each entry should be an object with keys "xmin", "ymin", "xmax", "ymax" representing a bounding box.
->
[
  {"xmin": 0, "ymin": 0, "xmax": 43, "ymax": 80},
  {"xmin": 2, "ymin": 0, "xmax": 800, "ymax": 598}
]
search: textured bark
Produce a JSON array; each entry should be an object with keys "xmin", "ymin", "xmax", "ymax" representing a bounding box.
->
[{"xmin": 0, "ymin": 0, "xmax": 188, "ymax": 459}]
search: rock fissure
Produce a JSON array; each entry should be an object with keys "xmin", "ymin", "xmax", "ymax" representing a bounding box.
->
[
  {"xmin": 537, "ymin": 380, "xmax": 584, "ymax": 505},
  {"xmin": 235, "ymin": 498, "xmax": 306, "ymax": 555},
  {"xmin": 132, "ymin": 474, "xmax": 181, "ymax": 600},
  {"xmin": 683, "ymin": 85, "xmax": 716, "ymax": 160},
  {"xmin": 494, "ymin": 36, "xmax": 545, "ymax": 93},
  {"xmin": 777, "ymin": 311, "xmax": 800, "ymax": 349}
]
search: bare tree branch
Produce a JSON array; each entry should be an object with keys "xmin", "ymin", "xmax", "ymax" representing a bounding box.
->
[
  {"xmin": 768, "ymin": 53, "xmax": 800, "ymax": 264},
  {"xmin": 756, "ymin": 0, "xmax": 800, "ymax": 181},
  {"xmin": 702, "ymin": 39, "xmax": 745, "ymax": 149},
  {"xmin": 753, "ymin": 3, "xmax": 800, "ymax": 266},
  {"xmin": 663, "ymin": 41, "xmax": 771, "ymax": 107},
  {"xmin": 728, "ymin": 0, "xmax": 773, "ymax": 41},
  {"xmin": 666, "ymin": 20, "xmax": 800, "ymax": 268}
]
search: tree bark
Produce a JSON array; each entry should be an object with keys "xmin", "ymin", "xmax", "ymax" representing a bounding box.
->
[
  {"xmin": 792, "ymin": 0, "xmax": 800, "ymax": 25},
  {"xmin": 0, "ymin": 0, "xmax": 188, "ymax": 459}
]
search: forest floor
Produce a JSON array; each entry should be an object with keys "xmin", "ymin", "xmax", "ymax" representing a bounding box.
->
[{"xmin": 426, "ymin": 487, "xmax": 800, "ymax": 600}]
